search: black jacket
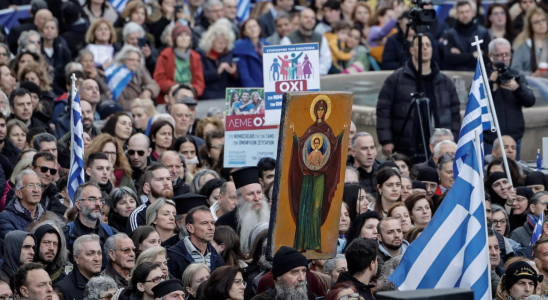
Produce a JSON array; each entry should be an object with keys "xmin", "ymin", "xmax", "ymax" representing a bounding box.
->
[
  {"xmin": 382, "ymin": 31, "xmax": 442, "ymax": 71},
  {"xmin": 257, "ymin": 11, "xmax": 275, "ymax": 38},
  {"xmin": 351, "ymin": 159, "xmax": 381, "ymax": 197},
  {"xmin": 7, "ymin": 22, "xmax": 36, "ymax": 54},
  {"xmin": 166, "ymin": 237, "xmax": 225, "ymax": 279},
  {"xmin": 376, "ymin": 61, "xmax": 461, "ymax": 157},
  {"xmin": 483, "ymin": 69, "xmax": 535, "ymax": 144},
  {"xmin": 215, "ymin": 206, "xmax": 239, "ymax": 232},
  {"xmin": 1, "ymin": 139, "xmax": 20, "ymax": 170},
  {"xmin": 41, "ymin": 36, "xmax": 73, "ymax": 93},
  {"xmin": 443, "ymin": 19, "xmax": 490, "ymax": 71},
  {"xmin": 54, "ymin": 266, "xmax": 90, "ymax": 300},
  {"xmin": 411, "ymin": 158, "xmax": 436, "ymax": 178},
  {"xmin": 336, "ymin": 272, "xmax": 375, "ymax": 300},
  {"xmin": 197, "ymin": 49, "xmax": 239, "ymax": 100},
  {"xmin": 173, "ymin": 177, "xmax": 191, "ymax": 197},
  {"xmin": 125, "ymin": 201, "xmax": 150, "ymax": 234},
  {"xmin": 40, "ymin": 184, "xmax": 67, "ymax": 219},
  {"xmin": 60, "ymin": 19, "xmax": 89, "ymax": 58}
]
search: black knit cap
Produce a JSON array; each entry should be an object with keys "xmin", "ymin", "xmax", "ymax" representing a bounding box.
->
[
  {"xmin": 504, "ymin": 261, "xmax": 538, "ymax": 291},
  {"xmin": 412, "ymin": 180, "xmax": 427, "ymax": 190},
  {"xmin": 230, "ymin": 166, "xmax": 260, "ymax": 189},
  {"xmin": 417, "ymin": 167, "xmax": 439, "ymax": 183},
  {"xmin": 152, "ymin": 279, "xmax": 185, "ymax": 298},
  {"xmin": 19, "ymin": 81, "xmax": 41, "ymax": 95},
  {"xmin": 172, "ymin": 193, "xmax": 207, "ymax": 215},
  {"xmin": 378, "ymin": 161, "xmax": 398, "ymax": 171},
  {"xmin": 272, "ymin": 246, "xmax": 309, "ymax": 279}
]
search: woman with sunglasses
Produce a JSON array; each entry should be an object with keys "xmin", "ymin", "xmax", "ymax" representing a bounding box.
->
[
  {"xmin": 83, "ymin": 275, "xmax": 118, "ymax": 300},
  {"xmin": 203, "ymin": 265, "xmax": 245, "ymax": 300},
  {"xmin": 117, "ymin": 262, "xmax": 167, "ymax": 300}
]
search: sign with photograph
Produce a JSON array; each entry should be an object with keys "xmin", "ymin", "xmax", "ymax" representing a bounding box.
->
[
  {"xmin": 223, "ymin": 88, "xmax": 278, "ymax": 168},
  {"xmin": 263, "ymin": 43, "xmax": 321, "ymax": 125}
]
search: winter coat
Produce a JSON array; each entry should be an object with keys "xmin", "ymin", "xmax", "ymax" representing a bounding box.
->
[
  {"xmin": 41, "ymin": 36, "xmax": 73, "ymax": 92},
  {"xmin": 0, "ymin": 199, "xmax": 45, "ymax": 239},
  {"xmin": 483, "ymin": 68, "xmax": 535, "ymax": 144},
  {"xmin": 232, "ymin": 38, "xmax": 269, "ymax": 88},
  {"xmin": 40, "ymin": 184, "xmax": 67, "ymax": 219},
  {"xmin": 215, "ymin": 206, "xmax": 239, "ymax": 233},
  {"xmin": 0, "ymin": 180, "xmax": 13, "ymax": 212},
  {"xmin": 376, "ymin": 60, "xmax": 461, "ymax": 157},
  {"xmin": 173, "ymin": 177, "xmax": 191, "ymax": 197},
  {"xmin": 61, "ymin": 19, "xmax": 89, "ymax": 58},
  {"xmin": 102, "ymin": 263, "xmax": 129, "ymax": 289},
  {"xmin": 153, "ymin": 47, "xmax": 205, "ymax": 102},
  {"xmin": 510, "ymin": 39, "xmax": 548, "ymax": 76},
  {"xmin": 443, "ymin": 19, "xmax": 490, "ymax": 71},
  {"xmin": 197, "ymin": 49, "xmax": 240, "ymax": 100},
  {"xmin": 0, "ymin": 231, "xmax": 33, "ymax": 286},
  {"xmin": 54, "ymin": 266, "xmax": 90, "ymax": 300},
  {"xmin": 0, "ymin": 139, "xmax": 20, "ymax": 170},
  {"xmin": 509, "ymin": 215, "xmax": 535, "ymax": 247},
  {"xmin": 64, "ymin": 216, "xmax": 117, "ymax": 268},
  {"xmin": 257, "ymin": 11, "xmax": 276, "ymax": 38},
  {"xmin": 115, "ymin": 69, "xmax": 160, "ymax": 111},
  {"xmin": 166, "ymin": 237, "xmax": 225, "ymax": 279}
]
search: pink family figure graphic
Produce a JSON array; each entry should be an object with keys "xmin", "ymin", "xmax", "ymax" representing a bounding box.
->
[{"xmin": 275, "ymin": 52, "xmax": 304, "ymax": 80}]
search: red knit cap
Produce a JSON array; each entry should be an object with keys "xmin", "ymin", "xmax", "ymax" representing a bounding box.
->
[{"xmin": 171, "ymin": 22, "xmax": 192, "ymax": 44}]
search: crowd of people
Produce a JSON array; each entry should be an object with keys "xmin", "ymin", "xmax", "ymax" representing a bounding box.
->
[{"xmin": 0, "ymin": 0, "xmax": 543, "ymax": 299}]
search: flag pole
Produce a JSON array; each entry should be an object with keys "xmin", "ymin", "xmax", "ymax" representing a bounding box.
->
[
  {"xmin": 69, "ymin": 73, "xmax": 76, "ymax": 203},
  {"xmin": 474, "ymin": 128, "xmax": 492, "ymax": 300},
  {"xmin": 472, "ymin": 35, "xmax": 513, "ymax": 187}
]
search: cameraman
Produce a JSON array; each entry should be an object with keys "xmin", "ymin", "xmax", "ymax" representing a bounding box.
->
[{"xmin": 485, "ymin": 38, "xmax": 536, "ymax": 160}]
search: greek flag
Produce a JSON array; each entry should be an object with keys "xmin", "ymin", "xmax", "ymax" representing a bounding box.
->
[
  {"xmin": 389, "ymin": 141, "xmax": 490, "ymax": 300},
  {"xmin": 237, "ymin": 0, "xmax": 250, "ymax": 22},
  {"xmin": 105, "ymin": 64, "xmax": 134, "ymax": 102},
  {"xmin": 68, "ymin": 84, "xmax": 85, "ymax": 202},
  {"xmin": 453, "ymin": 62, "xmax": 492, "ymax": 178},
  {"xmin": 531, "ymin": 212, "xmax": 544, "ymax": 246},
  {"xmin": 110, "ymin": 0, "xmax": 128, "ymax": 13}
]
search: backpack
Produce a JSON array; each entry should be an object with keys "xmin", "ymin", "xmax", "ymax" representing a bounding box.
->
[{"xmin": 66, "ymin": 221, "xmax": 114, "ymax": 245}]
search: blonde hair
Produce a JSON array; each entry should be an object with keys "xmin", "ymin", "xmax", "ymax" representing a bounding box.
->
[
  {"xmin": 11, "ymin": 157, "xmax": 32, "ymax": 182},
  {"xmin": 85, "ymin": 19, "xmax": 117, "ymax": 44},
  {"xmin": 195, "ymin": 116, "xmax": 224, "ymax": 140},
  {"xmin": 85, "ymin": 133, "xmax": 132, "ymax": 178},
  {"xmin": 513, "ymin": 8, "xmax": 548, "ymax": 50},
  {"xmin": 181, "ymin": 263, "xmax": 210, "ymax": 288},
  {"xmin": 146, "ymin": 198, "xmax": 176, "ymax": 226},
  {"xmin": 18, "ymin": 62, "xmax": 52, "ymax": 92},
  {"xmin": 131, "ymin": 98, "xmax": 157, "ymax": 118},
  {"xmin": 7, "ymin": 119, "xmax": 28, "ymax": 135},
  {"xmin": 131, "ymin": 246, "xmax": 167, "ymax": 277},
  {"xmin": 198, "ymin": 18, "xmax": 236, "ymax": 53},
  {"xmin": 121, "ymin": 0, "xmax": 149, "ymax": 22}
]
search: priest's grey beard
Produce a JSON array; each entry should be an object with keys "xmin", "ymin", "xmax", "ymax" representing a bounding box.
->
[
  {"xmin": 237, "ymin": 196, "xmax": 270, "ymax": 254},
  {"xmin": 275, "ymin": 279, "xmax": 308, "ymax": 300}
]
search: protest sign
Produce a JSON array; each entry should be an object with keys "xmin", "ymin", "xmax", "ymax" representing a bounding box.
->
[
  {"xmin": 263, "ymin": 43, "xmax": 320, "ymax": 125},
  {"xmin": 223, "ymin": 88, "xmax": 278, "ymax": 168}
]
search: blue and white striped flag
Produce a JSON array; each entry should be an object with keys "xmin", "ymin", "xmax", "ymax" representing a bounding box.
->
[
  {"xmin": 454, "ymin": 62, "xmax": 492, "ymax": 178},
  {"xmin": 105, "ymin": 64, "xmax": 134, "ymax": 102},
  {"xmin": 237, "ymin": 0, "xmax": 250, "ymax": 22},
  {"xmin": 110, "ymin": 0, "xmax": 128, "ymax": 13},
  {"xmin": 389, "ymin": 141, "xmax": 490, "ymax": 300},
  {"xmin": 531, "ymin": 211, "xmax": 544, "ymax": 246},
  {"xmin": 68, "ymin": 82, "xmax": 85, "ymax": 202}
]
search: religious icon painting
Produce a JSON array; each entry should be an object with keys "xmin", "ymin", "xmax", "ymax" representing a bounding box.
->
[{"xmin": 268, "ymin": 91, "xmax": 353, "ymax": 259}]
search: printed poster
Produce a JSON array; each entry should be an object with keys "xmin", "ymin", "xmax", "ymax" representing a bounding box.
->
[
  {"xmin": 263, "ymin": 43, "xmax": 320, "ymax": 125},
  {"xmin": 223, "ymin": 88, "xmax": 278, "ymax": 168}
]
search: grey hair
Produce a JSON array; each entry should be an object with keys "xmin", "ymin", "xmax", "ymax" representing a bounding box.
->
[
  {"xmin": 530, "ymin": 191, "xmax": 548, "ymax": 206},
  {"xmin": 74, "ymin": 182, "xmax": 101, "ymax": 205},
  {"xmin": 17, "ymin": 30, "xmax": 41, "ymax": 52},
  {"xmin": 146, "ymin": 198, "xmax": 176, "ymax": 226},
  {"xmin": 76, "ymin": 48, "xmax": 93, "ymax": 63},
  {"xmin": 181, "ymin": 263, "xmax": 210, "ymax": 288},
  {"xmin": 123, "ymin": 22, "xmax": 145, "ymax": 41},
  {"xmin": 84, "ymin": 276, "xmax": 118, "ymax": 300},
  {"xmin": 64, "ymin": 62, "xmax": 84, "ymax": 80},
  {"xmin": 488, "ymin": 38, "xmax": 511, "ymax": 54},
  {"xmin": 114, "ymin": 44, "xmax": 144, "ymax": 73},
  {"xmin": 15, "ymin": 170, "xmax": 39, "ymax": 192},
  {"xmin": 324, "ymin": 254, "xmax": 345, "ymax": 276},
  {"xmin": 32, "ymin": 133, "xmax": 57, "ymax": 151},
  {"xmin": 275, "ymin": 11, "xmax": 291, "ymax": 24},
  {"xmin": 351, "ymin": 132, "xmax": 373, "ymax": 149},
  {"xmin": 198, "ymin": 18, "xmax": 235, "ymax": 52},
  {"xmin": 104, "ymin": 233, "xmax": 130, "ymax": 262},
  {"xmin": 0, "ymin": 43, "xmax": 12, "ymax": 60},
  {"xmin": 492, "ymin": 135, "xmax": 515, "ymax": 152},
  {"xmin": 132, "ymin": 246, "xmax": 167, "ymax": 277},
  {"xmin": 203, "ymin": 0, "xmax": 223, "ymax": 12},
  {"xmin": 191, "ymin": 169, "xmax": 220, "ymax": 193},
  {"xmin": 206, "ymin": 107, "xmax": 222, "ymax": 117},
  {"xmin": 429, "ymin": 128, "xmax": 453, "ymax": 146},
  {"xmin": 436, "ymin": 154, "xmax": 454, "ymax": 171},
  {"xmin": 108, "ymin": 187, "xmax": 141, "ymax": 208},
  {"xmin": 150, "ymin": 113, "xmax": 175, "ymax": 128},
  {"xmin": 491, "ymin": 204, "xmax": 510, "ymax": 236},
  {"xmin": 433, "ymin": 140, "xmax": 457, "ymax": 158},
  {"xmin": 73, "ymin": 234, "xmax": 101, "ymax": 258}
]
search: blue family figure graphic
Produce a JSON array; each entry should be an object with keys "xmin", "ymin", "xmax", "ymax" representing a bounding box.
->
[
  {"xmin": 288, "ymin": 52, "xmax": 304, "ymax": 70},
  {"xmin": 270, "ymin": 58, "xmax": 281, "ymax": 81}
]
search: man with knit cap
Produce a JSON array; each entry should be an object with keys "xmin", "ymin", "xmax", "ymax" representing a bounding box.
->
[
  {"xmin": 417, "ymin": 167, "xmax": 439, "ymax": 201},
  {"xmin": 152, "ymin": 279, "xmax": 185, "ymax": 299},
  {"xmin": 252, "ymin": 246, "xmax": 318, "ymax": 300},
  {"xmin": 498, "ymin": 261, "xmax": 538, "ymax": 300}
]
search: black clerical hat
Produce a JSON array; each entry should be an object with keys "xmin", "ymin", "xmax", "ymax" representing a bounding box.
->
[
  {"xmin": 172, "ymin": 193, "xmax": 207, "ymax": 215},
  {"xmin": 230, "ymin": 166, "xmax": 260, "ymax": 189},
  {"xmin": 152, "ymin": 279, "xmax": 185, "ymax": 298}
]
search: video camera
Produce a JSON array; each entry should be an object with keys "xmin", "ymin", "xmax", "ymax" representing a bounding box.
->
[
  {"xmin": 493, "ymin": 62, "xmax": 520, "ymax": 84},
  {"xmin": 408, "ymin": 0, "xmax": 437, "ymax": 34}
]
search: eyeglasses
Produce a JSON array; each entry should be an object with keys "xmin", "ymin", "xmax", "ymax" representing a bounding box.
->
[
  {"xmin": 233, "ymin": 279, "xmax": 247, "ymax": 287},
  {"xmin": 127, "ymin": 149, "xmax": 146, "ymax": 156},
  {"xmin": 103, "ymin": 151, "xmax": 118, "ymax": 157},
  {"xmin": 492, "ymin": 219, "xmax": 507, "ymax": 226},
  {"xmin": 338, "ymin": 293, "xmax": 365, "ymax": 300},
  {"xmin": 492, "ymin": 53, "xmax": 511, "ymax": 59},
  {"xmin": 115, "ymin": 247, "xmax": 137, "ymax": 254},
  {"xmin": 146, "ymin": 275, "xmax": 168, "ymax": 284},
  {"xmin": 21, "ymin": 183, "xmax": 42, "ymax": 190},
  {"xmin": 210, "ymin": 144, "xmax": 223, "ymax": 150},
  {"xmin": 0, "ymin": 295, "xmax": 13, "ymax": 300},
  {"xmin": 37, "ymin": 166, "xmax": 58, "ymax": 175},
  {"xmin": 78, "ymin": 197, "xmax": 105, "ymax": 205}
]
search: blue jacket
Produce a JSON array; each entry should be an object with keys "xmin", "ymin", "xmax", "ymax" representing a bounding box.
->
[
  {"xmin": 167, "ymin": 237, "xmax": 225, "ymax": 279},
  {"xmin": 197, "ymin": 49, "xmax": 240, "ymax": 100},
  {"xmin": 0, "ymin": 199, "xmax": 45, "ymax": 239},
  {"xmin": 232, "ymin": 38, "xmax": 269, "ymax": 88}
]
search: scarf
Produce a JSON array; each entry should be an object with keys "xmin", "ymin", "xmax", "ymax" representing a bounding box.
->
[{"xmin": 174, "ymin": 48, "xmax": 190, "ymax": 60}]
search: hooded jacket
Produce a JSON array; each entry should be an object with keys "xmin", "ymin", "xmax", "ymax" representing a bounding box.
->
[
  {"xmin": 0, "ymin": 230, "xmax": 34, "ymax": 285},
  {"xmin": 33, "ymin": 224, "xmax": 66, "ymax": 283},
  {"xmin": 166, "ymin": 237, "xmax": 225, "ymax": 279},
  {"xmin": 0, "ymin": 199, "xmax": 45, "ymax": 239}
]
